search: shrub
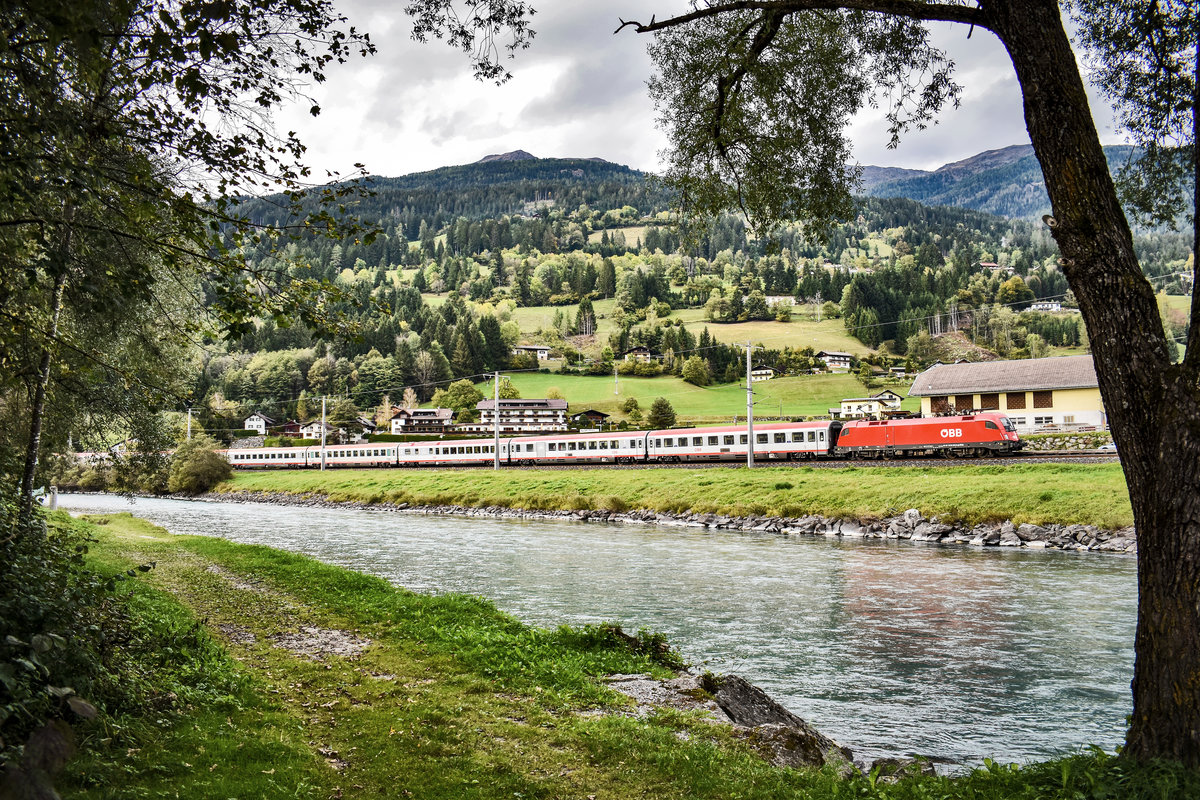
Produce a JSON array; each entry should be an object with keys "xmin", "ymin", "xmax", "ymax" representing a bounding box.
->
[{"xmin": 167, "ymin": 436, "xmax": 232, "ymax": 494}]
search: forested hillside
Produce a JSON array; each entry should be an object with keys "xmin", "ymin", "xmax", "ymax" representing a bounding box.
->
[
  {"xmin": 182, "ymin": 152, "xmax": 1192, "ymax": 442},
  {"xmin": 860, "ymin": 144, "xmax": 1140, "ymax": 219}
]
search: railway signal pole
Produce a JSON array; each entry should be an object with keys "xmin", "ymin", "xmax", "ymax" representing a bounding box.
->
[
  {"xmin": 493, "ymin": 372, "xmax": 500, "ymax": 470},
  {"xmin": 320, "ymin": 396, "xmax": 327, "ymax": 471},
  {"xmin": 746, "ymin": 341, "xmax": 755, "ymax": 468}
]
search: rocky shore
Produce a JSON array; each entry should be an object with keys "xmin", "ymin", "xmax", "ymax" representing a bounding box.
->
[{"xmin": 205, "ymin": 489, "xmax": 1137, "ymax": 554}]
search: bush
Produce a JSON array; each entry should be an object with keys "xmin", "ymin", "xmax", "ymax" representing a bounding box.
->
[
  {"xmin": 167, "ymin": 436, "xmax": 232, "ymax": 494},
  {"xmin": 1, "ymin": 507, "xmax": 123, "ymax": 777}
]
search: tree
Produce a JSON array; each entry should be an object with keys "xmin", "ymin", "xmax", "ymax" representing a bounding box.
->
[
  {"xmin": 1, "ymin": 0, "xmax": 378, "ymax": 524},
  {"xmin": 431, "ymin": 379, "xmax": 484, "ymax": 418},
  {"xmin": 646, "ymin": 397, "xmax": 677, "ymax": 429},
  {"xmin": 681, "ymin": 356, "xmax": 712, "ymax": 386},
  {"xmin": 575, "ymin": 297, "xmax": 597, "ymax": 336},
  {"xmin": 625, "ymin": 0, "xmax": 1199, "ymax": 765},
  {"xmin": 167, "ymin": 436, "xmax": 233, "ymax": 495}
]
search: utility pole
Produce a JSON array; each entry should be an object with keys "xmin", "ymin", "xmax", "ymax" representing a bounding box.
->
[
  {"xmin": 746, "ymin": 341, "xmax": 755, "ymax": 468},
  {"xmin": 320, "ymin": 396, "xmax": 327, "ymax": 471},
  {"xmin": 186, "ymin": 407, "xmax": 192, "ymax": 440},
  {"xmin": 493, "ymin": 372, "xmax": 500, "ymax": 470},
  {"xmin": 816, "ymin": 291, "xmax": 822, "ymax": 322}
]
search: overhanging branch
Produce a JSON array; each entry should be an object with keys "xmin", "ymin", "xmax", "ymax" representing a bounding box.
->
[{"xmin": 617, "ymin": 0, "xmax": 990, "ymax": 35}]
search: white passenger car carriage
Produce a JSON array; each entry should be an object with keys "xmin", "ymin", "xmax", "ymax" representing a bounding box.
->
[{"xmin": 223, "ymin": 420, "xmax": 842, "ymax": 468}]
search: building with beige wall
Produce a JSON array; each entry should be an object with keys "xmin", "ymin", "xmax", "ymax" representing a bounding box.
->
[{"xmin": 907, "ymin": 355, "xmax": 1105, "ymax": 431}]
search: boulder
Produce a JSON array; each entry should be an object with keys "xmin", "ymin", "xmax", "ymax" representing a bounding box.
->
[
  {"xmin": 1017, "ymin": 523, "xmax": 1048, "ymax": 541},
  {"xmin": 699, "ymin": 674, "xmax": 855, "ymax": 773}
]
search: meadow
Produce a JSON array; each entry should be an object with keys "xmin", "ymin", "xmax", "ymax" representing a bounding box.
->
[{"xmin": 480, "ymin": 371, "xmax": 919, "ymax": 420}]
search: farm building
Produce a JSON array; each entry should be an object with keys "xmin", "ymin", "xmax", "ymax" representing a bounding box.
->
[{"xmin": 907, "ymin": 355, "xmax": 1105, "ymax": 431}]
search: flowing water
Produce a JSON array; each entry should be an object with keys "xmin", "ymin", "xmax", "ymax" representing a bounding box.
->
[{"xmin": 58, "ymin": 493, "xmax": 1135, "ymax": 767}]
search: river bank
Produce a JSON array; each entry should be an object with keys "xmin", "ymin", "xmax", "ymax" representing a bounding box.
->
[
  {"xmin": 56, "ymin": 511, "xmax": 1185, "ymax": 799},
  {"xmin": 204, "ymin": 487, "xmax": 1137, "ymax": 554}
]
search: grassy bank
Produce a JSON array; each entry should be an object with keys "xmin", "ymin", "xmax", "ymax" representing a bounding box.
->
[
  {"xmin": 222, "ymin": 462, "xmax": 1134, "ymax": 529},
  {"xmin": 58, "ymin": 513, "xmax": 1196, "ymax": 799}
]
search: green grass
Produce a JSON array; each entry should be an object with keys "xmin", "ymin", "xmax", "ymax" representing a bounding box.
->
[
  {"xmin": 486, "ymin": 371, "xmax": 916, "ymax": 420},
  {"xmin": 56, "ymin": 514, "xmax": 1198, "ymax": 800},
  {"xmin": 221, "ymin": 462, "xmax": 1133, "ymax": 528},
  {"xmin": 1161, "ymin": 294, "xmax": 1192, "ymax": 313}
]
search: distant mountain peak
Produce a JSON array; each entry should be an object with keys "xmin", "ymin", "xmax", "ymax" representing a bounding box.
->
[{"xmin": 477, "ymin": 150, "xmax": 537, "ymax": 163}]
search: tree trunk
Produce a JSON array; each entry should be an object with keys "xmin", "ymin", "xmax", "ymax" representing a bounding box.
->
[
  {"xmin": 18, "ymin": 269, "xmax": 68, "ymax": 528},
  {"xmin": 987, "ymin": 0, "xmax": 1200, "ymax": 766}
]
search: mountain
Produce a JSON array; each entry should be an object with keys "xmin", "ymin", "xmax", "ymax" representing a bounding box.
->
[
  {"xmin": 477, "ymin": 149, "xmax": 537, "ymax": 163},
  {"xmin": 860, "ymin": 144, "xmax": 1138, "ymax": 219}
]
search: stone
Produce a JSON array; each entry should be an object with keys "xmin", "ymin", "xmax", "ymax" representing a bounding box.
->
[
  {"xmin": 1017, "ymin": 523, "xmax": 1048, "ymax": 541},
  {"xmin": 866, "ymin": 756, "xmax": 937, "ymax": 782},
  {"xmin": 700, "ymin": 674, "xmax": 855, "ymax": 773},
  {"xmin": 903, "ymin": 509, "xmax": 924, "ymax": 528},
  {"xmin": 999, "ymin": 531, "xmax": 1022, "ymax": 547}
]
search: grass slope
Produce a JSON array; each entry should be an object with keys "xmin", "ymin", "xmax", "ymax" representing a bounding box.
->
[
  {"xmin": 487, "ymin": 372, "xmax": 917, "ymax": 420},
  {"xmin": 222, "ymin": 462, "xmax": 1133, "ymax": 529}
]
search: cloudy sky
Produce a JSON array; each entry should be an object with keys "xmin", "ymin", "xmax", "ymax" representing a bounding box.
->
[{"xmin": 276, "ymin": 2, "xmax": 1126, "ymax": 181}]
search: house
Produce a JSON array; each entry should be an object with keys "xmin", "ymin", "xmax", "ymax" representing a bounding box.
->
[
  {"xmin": 764, "ymin": 295, "xmax": 796, "ymax": 307},
  {"xmin": 512, "ymin": 344, "xmax": 551, "ymax": 361},
  {"xmin": 888, "ymin": 366, "xmax": 908, "ymax": 379},
  {"xmin": 475, "ymin": 398, "xmax": 568, "ymax": 432},
  {"xmin": 1029, "ymin": 300, "xmax": 1064, "ymax": 312},
  {"xmin": 390, "ymin": 407, "xmax": 454, "ymax": 435},
  {"xmin": 750, "ymin": 365, "xmax": 777, "ymax": 382},
  {"xmin": 243, "ymin": 412, "xmax": 275, "ymax": 435},
  {"xmin": 907, "ymin": 355, "xmax": 1105, "ymax": 431},
  {"xmin": 837, "ymin": 390, "xmax": 905, "ymax": 420},
  {"xmin": 356, "ymin": 416, "xmax": 378, "ymax": 434},
  {"xmin": 299, "ymin": 420, "xmax": 333, "ymax": 439},
  {"xmin": 816, "ymin": 350, "xmax": 854, "ymax": 371},
  {"xmin": 622, "ymin": 346, "xmax": 659, "ymax": 363},
  {"xmin": 275, "ymin": 419, "xmax": 302, "ymax": 437},
  {"xmin": 570, "ymin": 409, "xmax": 610, "ymax": 427}
]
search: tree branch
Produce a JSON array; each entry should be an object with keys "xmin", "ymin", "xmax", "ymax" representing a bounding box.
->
[{"xmin": 619, "ymin": 0, "xmax": 990, "ymax": 35}]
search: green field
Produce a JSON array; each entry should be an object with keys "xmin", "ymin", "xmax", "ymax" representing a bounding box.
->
[
  {"xmin": 487, "ymin": 371, "xmax": 916, "ymax": 420},
  {"xmin": 1162, "ymin": 294, "xmax": 1192, "ymax": 313},
  {"xmin": 223, "ymin": 462, "xmax": 1133, "ymax": 529}
]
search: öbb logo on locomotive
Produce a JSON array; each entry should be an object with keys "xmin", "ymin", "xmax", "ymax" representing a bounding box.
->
[{"xmin": 219, "ymin": 412, "xmax": 1024, "ymax": 469}]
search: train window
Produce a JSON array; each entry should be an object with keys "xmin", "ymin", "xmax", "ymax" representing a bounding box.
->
[
  {"xmin": 549, "ymin": 442, "xmax": 556, "ymax": 451},
  {"xmin": 820, "ymin": 432, "xmax": 826, "ymax": 441},
  {"xmin": 708, "ymin": 436, "xmax": 718, "ymax": 446},
  {"xmin": 740, "ymin": 435, "xmax": 748, "ymax": 444},
  {"xmin": 664, "ymin": 438, "xmax": 673, "ymax": 447},
  {"xmin": 984, "ymin": 420, "xmax": 999, "ymax": 430},
  {"xmin": 589, "ymin": 440, "xmax": 597, "ymax": 450},
  {"xmin": 807, "ymin": 431, "xmax": 815, "ymax": 442},
  {"xmin": 654, "ymin": 439, "xmax": 661, "ymax": 447},
  {"xmin": 774, "ymin": 433, "xmax": 786, "ymax": 443},
  {"xmin": 792, "ymin": 432, "xmax": 802, "ymax": 442},
  {"xmin": 723, "ymin": 435, "xmax": 734, "ymax": 445},
  {"xmin": 610, "ymin": 441, "xmax": 618, "ymax": 449},
  {"xmin": 672, "ymin": 437, "xmax": 682, "ymax": 447},
  {"xmin": 599, "ymin": 440, "xmax": 608, "ymax": 449},
  {"xmin": 692, "ymin": 437, "xmax": 702, "ymax": 446},
  {"xmin": 756, "ymin": 433, "xmax": 768, "ymax": 444},
  {"xmin": 630, "ymin": 439, "xmax": 638, "ymax": 448}
]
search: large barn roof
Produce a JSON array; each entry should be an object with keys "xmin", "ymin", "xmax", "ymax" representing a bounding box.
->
[{"xmin": 907, "ymin": 356, "xmax": 1099, "ymax": 396}]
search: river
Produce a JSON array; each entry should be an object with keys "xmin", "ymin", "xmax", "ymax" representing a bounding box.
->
[{"xmin": 58, "ymin": 493, "xmax": 1135, "ymax": 768}]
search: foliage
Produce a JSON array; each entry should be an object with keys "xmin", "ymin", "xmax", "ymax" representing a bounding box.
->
[
  {"xmin": 1069, "ymin": 1, "xmax": 1197, "ymax": 231},
  {"xmin": 646, "ymin": 397, "xmax": 678, "ymax": 429},
  {"xmin": 167, "ymin": 436, "xmax": 233, "ymax": 495},
  {"xmin": 681, "ymin": 355, "xmax": 712, "ymax": 386},
  {"xmin": 0, "ymin": 508, "xmax": 155, "ymax": 784},
  {"xmin": 432, "ymin": 379, "xmax": 485, "ymax": 418},
  {"xmin": 647, "ymin": 7, "xmax": 957, "ymax": 237}
]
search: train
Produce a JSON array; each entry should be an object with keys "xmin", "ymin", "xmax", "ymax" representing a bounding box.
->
[{"xmin": 223, "ymin": 412, "xmax": 1023, "ymax": 469}]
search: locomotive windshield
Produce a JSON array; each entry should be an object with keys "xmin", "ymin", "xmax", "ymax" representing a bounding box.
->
[{"xmin": 1001, "ymin": 417, "xmax": 1016, "ymax": 431}]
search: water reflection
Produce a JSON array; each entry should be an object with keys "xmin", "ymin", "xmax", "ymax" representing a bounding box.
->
[{"xmin": 58, "ymin": 494, "xmax": 1135, "ymax": 766}]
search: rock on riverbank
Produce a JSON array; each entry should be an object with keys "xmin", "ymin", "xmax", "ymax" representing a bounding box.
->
[{"xmin": 203, "ymin": 490, "xmax": 1137, "ymax": 554}]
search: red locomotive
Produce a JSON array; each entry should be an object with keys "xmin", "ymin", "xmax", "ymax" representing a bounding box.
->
[{"xmin": 836, "ymin": 412, "xmax": 1023, "ymax": 458}]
